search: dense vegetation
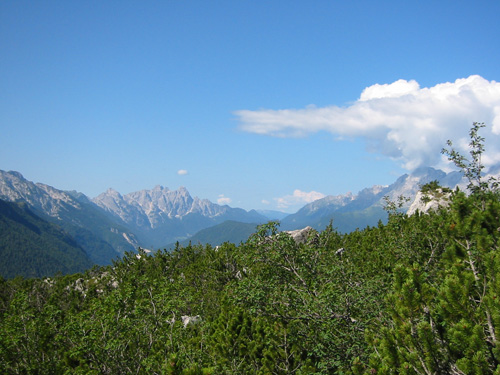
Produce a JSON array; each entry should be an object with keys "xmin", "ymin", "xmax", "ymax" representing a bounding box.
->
[
  {"xmin": 1, "ymin": 123, "xmax": 499, "ymax": 374},
  {"xmin": 0, "ymin": 199, "xmax": 93, "ymax": 279}
]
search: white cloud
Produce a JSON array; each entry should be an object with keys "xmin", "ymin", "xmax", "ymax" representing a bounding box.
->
[
  {"xmin": 177, "ymin": 169, "xmax": 188, "ymax": 175},
  {"xmin": 275, "ymin": 189, "xmax": 325, "ymax": 210},
  {"xmin": 236, "ymin": 75, "xmax": 500, "ymax": 170},
  {"xmin": 217, "ymin": 194, "xmax": 232, "ymax": 205},
  {"xmin": 261, "ymin": 199, "xmax": 270, "ymax": 205},
  {"xmin": 359, "ymin": 79, "xmax": 420, "ymax": 101}
]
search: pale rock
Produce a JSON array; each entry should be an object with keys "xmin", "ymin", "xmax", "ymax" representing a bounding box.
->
[
  {"xmin": 407, "ymin": 189, "xmax": 452, "ymax": 216},
  {"xmin": 285, "ymin": 226, "xmax": 317, "ymax": 244},
  {"xmin": 181, "ymin": 315, "xmax": 201, "ymax": 328}
]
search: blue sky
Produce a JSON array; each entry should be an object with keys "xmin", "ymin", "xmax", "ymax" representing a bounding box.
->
[{"xmin": 1, "ymin": 1, "xmax": 500, "ymax": 213}]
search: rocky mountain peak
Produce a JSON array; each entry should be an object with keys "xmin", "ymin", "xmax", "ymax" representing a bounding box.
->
[
  {"xmin": 93, "ymin": 185, "xmax": 235, "ymax": 232},
  {"xmin": 299, "ymin": 192, "xmax": 354, "ymax": 214},
  {"xmin": 6, "ymin": 170, "xmax": 24, "ymax": 179},
  {"xmin": 90, "ymin": 184, "xmax": 267, "ymax": 246},
  {"xmin": 0, "ymin": 170, "xmax": 80, "ymax": 217},
  {"xmin": 126, "ymin": 186, "xmax": 195, "ymax": 218},
  {"xmin": 104, "ymin": 188, "xmax": 122, "ymax": 197}
]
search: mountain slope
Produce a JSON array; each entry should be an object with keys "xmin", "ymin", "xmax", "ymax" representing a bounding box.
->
[
  {"xmin": 0, "ymin": 171, "xmax": 138, "ymax": 264},
  {"xmin": 0, "ymin": 199, "xmax": 93, "ymax": 279}
]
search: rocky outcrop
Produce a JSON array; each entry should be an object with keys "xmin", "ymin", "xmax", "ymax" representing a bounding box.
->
[
  {"xmin": 407, "ymin": 189, "xmax": 452, "ymax": 216},
  {"xmin": 181, "ymin": 315, "xmax": 201, "ymax": 328},
  {"xmin": 285, "ymin": 226, "xmax": 317, "ymax": 244}
]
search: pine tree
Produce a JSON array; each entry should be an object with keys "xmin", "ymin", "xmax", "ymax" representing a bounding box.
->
[{"xmin": 369, "ymin": 123, "xmax": 500, "ymax": 374}]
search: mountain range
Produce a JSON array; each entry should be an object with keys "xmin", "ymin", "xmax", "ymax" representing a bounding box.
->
[
  {"xmin": 0, "ymin": 165, "xmax": 490, "ymax": 278},
  {"xmin": 92, "ymin": 185, "xmax": 266, "ymax": 248},
  {"xmin": 0, "ymin": 170, "xmax": 268, "ymax": 273}
]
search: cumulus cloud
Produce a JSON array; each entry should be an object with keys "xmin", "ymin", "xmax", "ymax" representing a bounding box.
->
[
  {"xmin": 177, "ymin": 169, "xmax": 188, "ymax": 175},
  {"xmin": 359, "ymin": 79, "xmax": 420, "ymax": 101},
  {"xmin": 236, "ymin": 75, "xmax": 500, "ymax": 170},
  {"xmin": 275, "ymin": 189, "xmax": 326, "ymax": 210},
  {"xmin": 217, "ymin": 194, "xmax": 232, "ymax": 205}
]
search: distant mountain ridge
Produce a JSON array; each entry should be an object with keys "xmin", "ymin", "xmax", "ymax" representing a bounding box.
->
[
  {"xmin": 280, "ymin": 167, "xmax": 466, "ymax": 232},
  {"xmin": 93, "ymin": 185, "xmax": 267, "ymax": 247},
  {"xmin": 256, "ymin": 209, "xmax": 290, "ymax": 221},
  {"xmin": 160, "ymin": 166, "xmax": 478, "ymax": 246}
]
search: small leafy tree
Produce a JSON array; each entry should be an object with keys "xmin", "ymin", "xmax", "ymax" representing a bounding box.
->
[{"xmin": 441, "ymin": 122, "xmax": 499, "ymax": 196}]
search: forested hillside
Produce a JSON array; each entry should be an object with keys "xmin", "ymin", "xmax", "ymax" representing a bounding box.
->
[
  {"xmin": 0, "ymin": 199, "xmax": 93, "ymax": 279},
  {"xmin": 1, "ymin": 124, "xmax": 499, "ymax": 374}
]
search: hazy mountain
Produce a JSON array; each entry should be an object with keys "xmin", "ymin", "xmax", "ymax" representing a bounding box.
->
[
  {"xmin": 256, "ymin": 209, "xmax": 290, "ymax": 221},
  {"xmin": 380, "ymin": 167, "xmax": 463, "ymax": 204},
  {"xmin": 280, "ymin": 167, "xmax": 466, "ymax": 232},
  {"xmin": 0, "ymin": 170, "xmax": 138, "ymax": 264},
  {"xmin": 164, "ymin": 220, "xmax": 260, "ymax": 249},
  {"xmin": 0, "ymin": 199, "xmax": 93, "ymax": 278},
  {"xmin": 93, "ymin": 185, "xmax": 267, "ymax": 247}
]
